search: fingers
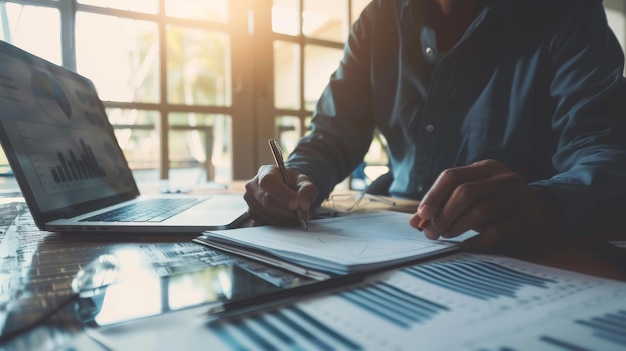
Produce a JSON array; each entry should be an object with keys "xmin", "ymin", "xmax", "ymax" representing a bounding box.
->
[
  {"xmin": 256, "ymin": 165, "xmax": 292, "ymax": 202},
  {"xmin": 414, "ymin": 159, "xmax": 539, "ymax": 251},
  {"xmin": 423, "ymin": 172, "xmax": 519, "ymax": 238},
  {"xmin": 244, "ymin": 165, "xmax": 318, "ymax": 225},
  {"xmin": 418, "ymin": 160, "xmax": 504, "ymax": 220},
  {"xmin": 244, "ymin": 190, "xmax": 300, "ymax": 225},
  {"xmin": 294, "ymin": 174, "xmax": 318, "ymax": 212},
  {"xmin": 411, "ymin": 190, "xmax": 516, "ymax": 241}
]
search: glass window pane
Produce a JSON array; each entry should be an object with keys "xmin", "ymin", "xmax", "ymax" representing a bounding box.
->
[
  {"xmin": 364, "ymin": 132, "xmax": 389, "ymax": 166},
  {"xmin": 76, "ymin": 13, "xmax": 159, "ymax": 103},
  {"xmin": 0, "ymin": 154, "xmax": 13, "ymax": 177},
  {"xmin": 165, "ymin": 0, "xmax": 228, "ymax": 23},
  {"xmin": 275, "ymin": 116, "xmax": 301, "ymax": 154},
  {"xmin": 303, "ymin": 0, "xmax": 347, "ymax": 42},
  {"xmin": 107, "ymin": 108, "xmax": 159, "ymax": 171},
  {"xmin": 0, "ymin": 149, "xmax": 9, "ymax": 175},
  {"xmin": 351, "ymin": 0, "xmax": 370, "ymax": 24},
  {"xmin": 349, "ymin": 131, "xmax": 389, "ymax": 191},
  {"xmin": 304, "ymin": 45, "xmax": 342, "ymax": 111},
  {"xmin": 272, "ymin": 0, "xmax": 299, "ymax": 36},
  {"xmin": 166, "ymin": 26, "xmax": 231, "ymax": 107},
  {"xmin": 606, "ymin": 7, "xmax": 626, "ymax": 54},
  {"xmin": 77, "ymin": 0, "xmax": 157, "ymax": 14},
  {"xmin": 274, "ymin": 40, "xmax": 300, "ymax": 109},
  {"xmin": 0, "ymin": 3, "xmax": 61, "ymax": 64},
  {"xmin": 169, "ymin": 113, "xmax": 232, "ymax": 184}
]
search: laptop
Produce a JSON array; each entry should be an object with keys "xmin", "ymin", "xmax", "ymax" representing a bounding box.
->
[{"xmin": 0, "ymin": 41, "xmax": 249, "ymax": 233}]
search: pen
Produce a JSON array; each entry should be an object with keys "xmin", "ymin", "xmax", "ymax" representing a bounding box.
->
[
  {"xmin": 417, "ymin": 218, "xmax": 428, "ymax": 231},
  {"xmin": 205, "ymin": 271, "xmax": 365, "ymax": 322},
  {"xmin": 268, "ymin": 138, "xmax": 309, "ymax": 231}
]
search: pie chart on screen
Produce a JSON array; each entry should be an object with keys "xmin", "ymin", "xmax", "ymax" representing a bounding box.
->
[{"xmin": 31, "ymin": 70, "xmax": 72, "ymax": 120}]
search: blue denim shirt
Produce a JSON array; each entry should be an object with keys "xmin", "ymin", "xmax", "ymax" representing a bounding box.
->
[{"xmin": 286, "ymin": 0, "xmax": 626, "ymax": 232}]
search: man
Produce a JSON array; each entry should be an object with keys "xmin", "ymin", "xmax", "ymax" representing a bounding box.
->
[{"xmin": 245, "ymin": 0, "xmax": 626, "ymax": 251}]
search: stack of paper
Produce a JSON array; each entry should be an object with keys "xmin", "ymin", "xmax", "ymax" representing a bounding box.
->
[{"xmin": 194, "ymin": 212, "xmax": 475, "ymax": 275}]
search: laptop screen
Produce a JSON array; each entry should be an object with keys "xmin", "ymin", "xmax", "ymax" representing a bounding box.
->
[{"xmin": 0, "ymin": 41, "xmax": 139, "ymax": 222}]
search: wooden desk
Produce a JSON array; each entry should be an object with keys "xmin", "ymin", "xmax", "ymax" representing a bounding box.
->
[
  {"xmin": 0, "ymin": 199, "xmax": 201, "ymax": 350},
  {"xmin": 0, "ymin": 195, "xmax": 625, "ymax": 350}
]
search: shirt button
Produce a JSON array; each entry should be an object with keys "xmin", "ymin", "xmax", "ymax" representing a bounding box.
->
[
  {"xmin": 425, "ymin": 47, "xmax": 433, "ymax": 55},
  {"xmin": 417, "ymin": 185, "xmax": 423, "ymax": 192},
  {"xmin": 426, "ymin": 124, "xmax": 435, "ymax": 132}
]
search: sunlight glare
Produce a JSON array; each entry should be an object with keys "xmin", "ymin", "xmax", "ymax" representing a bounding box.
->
[{"xmin": 272, "ymin": 5, "xmax": 329, "ymax": 36}]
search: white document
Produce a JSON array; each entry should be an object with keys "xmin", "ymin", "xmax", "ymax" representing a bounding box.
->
[
  {"xmin": 89, "ymin": 253, "xmax": 626, "ymax": 351},
  {"xmin": 195, "ymin": 212, "xmax": 473, "ymax": 274}
]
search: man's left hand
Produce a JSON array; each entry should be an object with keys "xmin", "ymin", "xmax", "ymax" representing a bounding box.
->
[{"xmin": 409, "ymin": 159, "xmax": 566, "ymax": 251}]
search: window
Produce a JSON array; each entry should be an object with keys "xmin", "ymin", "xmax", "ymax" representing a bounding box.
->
[
  {"xmin": 0, "ymin": 2, "xmax": 61, "ymax": 64},
  {"xmin": 0, "ymin": 0, "xmax": 371, "ymax": 187},
  {"xmin": 269, "ymin": 0, "xmax": 385, "ymax": 189},
  {"xmin": 1, "ymin": 1, "xmax": 623, "ymax": 190},
  {"xmin": 605, "ymin": 0, "xmax": 626, "ymax": 73},
  {"xmin": 73, "ymin": 1, "xmax": 239, "ymax": 185},
  {"xmin": 0, "ymin": 0, "xmax": 251, "ymax": 186},
  {"xmin": 268, "ymin": 0, "xmax": 367, "ymax": 153}
]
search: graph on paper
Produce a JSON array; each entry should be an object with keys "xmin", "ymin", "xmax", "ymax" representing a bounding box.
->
[{"xmin": 190, "ymin": 254, "xmax": 626, "ymax": 351}]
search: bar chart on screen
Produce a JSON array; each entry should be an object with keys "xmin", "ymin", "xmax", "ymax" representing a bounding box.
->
[{"xmin": 16, "ymin": 121, "xmax": 125, "ymax": 193}]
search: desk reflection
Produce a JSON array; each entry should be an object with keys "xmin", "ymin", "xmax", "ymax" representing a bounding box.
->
[
  {"xmin": 75, "ymin": 244, "xmax": 312, "ymax": 328},
  {"xmin": 0, "ymin": 201, "xmax": 313, "ymax": 350},
  {"xmin": 0, "ymin": 201, "xmax": 109, "ymax": 347}
]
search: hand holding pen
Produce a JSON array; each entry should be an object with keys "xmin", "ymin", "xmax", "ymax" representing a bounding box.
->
[{"xmin": 268, "ymin": 139, "xmax": 309, "ymax": 231}]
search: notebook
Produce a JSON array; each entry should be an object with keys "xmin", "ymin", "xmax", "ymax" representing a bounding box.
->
[
  {"xmin": 0, "ymin": 41, "xmax": 249, "ymax": 233},
  {"xmin": 196, "ymin": 212, "xmax": 477, "ymax": 275}
]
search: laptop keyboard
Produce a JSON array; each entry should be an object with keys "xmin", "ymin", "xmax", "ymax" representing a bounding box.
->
[{"xmin": 80, "ymin": 197, "xmax": 205, "ymax": 222}]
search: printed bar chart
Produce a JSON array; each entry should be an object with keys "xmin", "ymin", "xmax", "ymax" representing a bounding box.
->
[
  {"xmin": 189, "ymin": 254, "xmax": 626, "ymax": 351},
  {"xmin": 403, "ymin": 259, "xmax": 554, "ymax": 300},
  {"xmin": 339, "ymin": 282, "xmax": 448, "ymax": 328}
]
